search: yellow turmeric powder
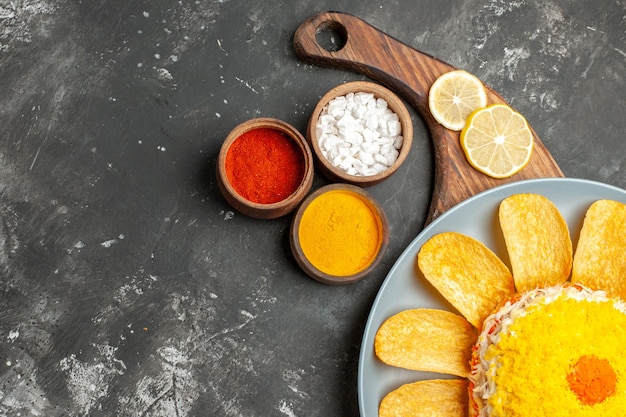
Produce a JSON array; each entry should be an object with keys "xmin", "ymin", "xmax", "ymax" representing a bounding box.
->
[{"xmin": 298, "ymin": 189, "xmax": 383, "ymax": 276}]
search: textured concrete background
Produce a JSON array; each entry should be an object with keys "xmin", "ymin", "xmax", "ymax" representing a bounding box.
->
[{"xmin": 0, "ymin": 1, "xmax": 624, "ymax": 416}]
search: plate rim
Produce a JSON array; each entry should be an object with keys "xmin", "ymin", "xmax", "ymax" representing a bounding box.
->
[{"xmin": 357, "ymin": 177, "xmax": 626, "ymax": 416}]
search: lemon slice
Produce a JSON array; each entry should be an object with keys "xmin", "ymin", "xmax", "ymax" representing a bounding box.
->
[
  {"xmin": 460, "ymin": 104, "xmax": 534, "ymax": 178},
  {"xmin": 428, "ymin": 70, "xmax": 488, "ymax": 131}
]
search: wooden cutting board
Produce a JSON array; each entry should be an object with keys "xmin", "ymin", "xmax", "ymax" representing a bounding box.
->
[{"xmin": 293, "ymin": 12, "xmax": 563, "ymax": 224}]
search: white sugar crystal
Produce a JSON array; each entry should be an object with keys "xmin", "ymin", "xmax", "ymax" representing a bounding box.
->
[
  {"xmin": 365, "ymin": 115, "xmax": 378, "ymax": 130},
  {"xmin": 388, "ymin": 119, "xmax": 401, "ymax": 137},
  {"xmin": 374, "ymin": 153, "xmax": 388, "ymax": 165},
  {"xmin": 393, "ymin": 136, "xmax": 403, "ymax": 150},
  {"xmin": 316, "ymin": 90, "xmax": 404, "ymax": 176},
  {"xmin": 321, "ymin": 134, "xmax": 340, "ymax": 151},
  {"xmin": 359, "ymin": 150, "xmax": 376, "ymax": 166},
  {"xmin": 373, "ymin": 163, "xmax": 387, "ymax": 174},
  {"xmin": 385, "ymin": 145, "xmax": 400, "ymax": 165},
  {"xmin": 362, "ymin": 167, "xmax": 378, "ymax": 176},
  {"xmin": 319, "ymin": 114, "xmax": 336, "ymax": 128},
  {"xmin": 346, "ymin": 131, "xmax": 362, "ymax": 145},
  {"xmin": 378, "ymin": 118, "xmax": 389, "ymax": 136},
  {"xmin": 339, "ymin": 156, "xmax": 356, "ymax": 170},
  {"xmin": 353, "ymin": 103, "xmax": 367, "ymax": 118},
  {"xmin": 333, "ymin": 95, "xmax": 347, "ymax": 105},
  {"xmin": 354, "ymin": 92, "xmax": 374, "ymax": 105},
  {"xmin": 338, "ymin": 146, "xmax": 350, "ymax": 158},
  {"xmin": 362, "ymin": 141, "xmax": 379, "ymax": 155},
  {"xmin": 327, "ymin": 147, "xmax": 339, "ymax": 160},
  {"xmin": 335, "ymin": 113, "xmax": 353, "ymax": 130}
]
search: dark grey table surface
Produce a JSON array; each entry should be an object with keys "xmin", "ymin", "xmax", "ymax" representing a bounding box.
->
[{"xmin": 0, "ymin": 1, "xmax": 624, "ymax": 416}]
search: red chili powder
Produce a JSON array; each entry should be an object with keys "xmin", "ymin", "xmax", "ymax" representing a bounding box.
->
[{"xmin": 225, "ymin": 128, "xmax": 305, "ymax": 204}]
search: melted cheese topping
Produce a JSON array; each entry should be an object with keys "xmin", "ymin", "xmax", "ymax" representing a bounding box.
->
[{"xmin": 469, "ymin": 285, "xmax": 626, "ymax": 417}]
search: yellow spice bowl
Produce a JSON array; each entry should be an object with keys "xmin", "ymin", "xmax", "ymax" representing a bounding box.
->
[{"xmin": 290, "ymin": 183, "xmax": 389, "ymax": 285}]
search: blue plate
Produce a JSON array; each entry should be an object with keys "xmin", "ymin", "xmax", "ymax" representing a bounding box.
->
[{"xmin": 358, "ymin": 178, "xmax": 626, "ymax": 416}]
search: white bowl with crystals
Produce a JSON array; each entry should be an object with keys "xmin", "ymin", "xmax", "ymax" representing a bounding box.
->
[{"xmin": 307, "ymin": 81, "xmax": 413, "ymax": 187}]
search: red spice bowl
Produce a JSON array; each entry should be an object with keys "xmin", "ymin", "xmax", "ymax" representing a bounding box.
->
[{"xmin": 216, "ymin": 118, "xmax": 315, "ymax": 219}]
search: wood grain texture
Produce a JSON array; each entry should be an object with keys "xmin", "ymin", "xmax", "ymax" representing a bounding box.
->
[{"xmin": 293, "ymin": 12, "xmax": 564, "ymax": 224}]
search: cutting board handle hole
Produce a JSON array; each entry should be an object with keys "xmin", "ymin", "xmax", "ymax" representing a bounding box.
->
[{"xmin": 314, "ymin": 20, "xmax": 347, "ymax": 52}]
